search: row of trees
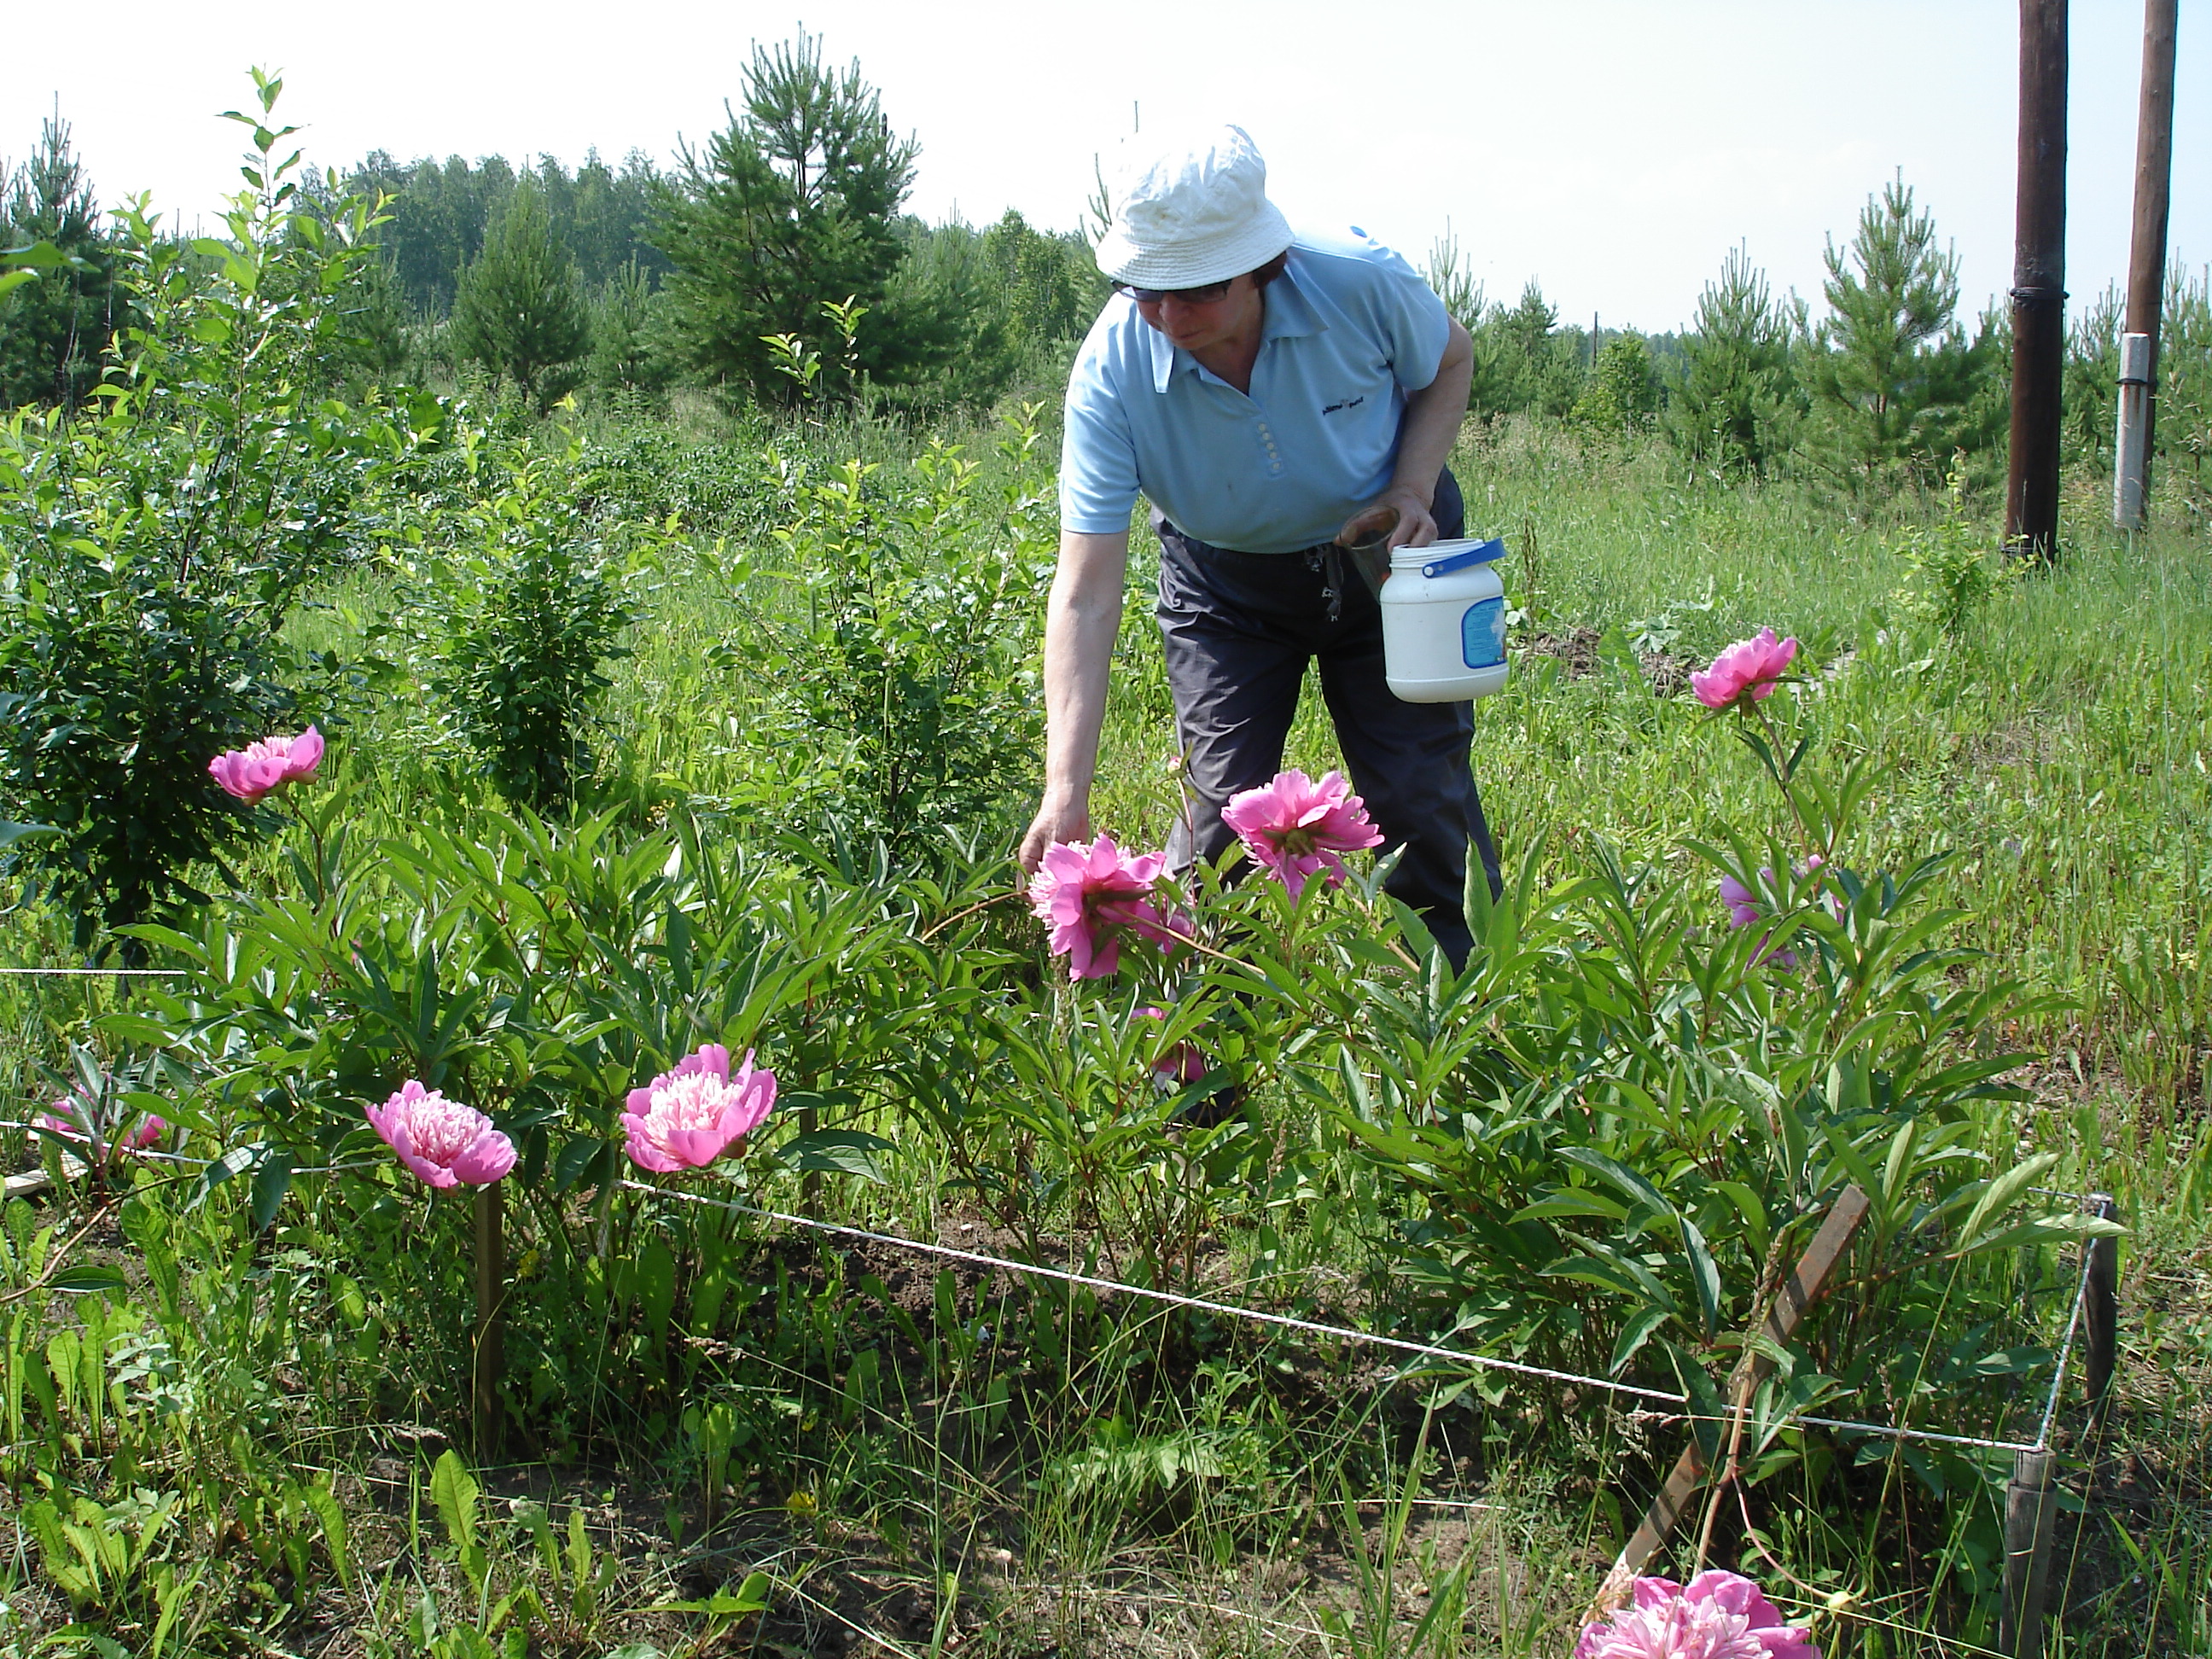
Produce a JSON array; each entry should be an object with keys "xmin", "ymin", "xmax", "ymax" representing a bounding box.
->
[
  {"xmin": 1430, "ymin": 183, "xmax": 2011, "ymax": 486},
  {"xmin": 3, "ymin": 40, "xmax": 2204, "ymax": 497},
  {"xmin": 323, "ymin": 34, "xmax": 1107, "ymax": 412},
  {"xmin": 344, "ymin": 148, "xmax": 671, "ymax": 317}
]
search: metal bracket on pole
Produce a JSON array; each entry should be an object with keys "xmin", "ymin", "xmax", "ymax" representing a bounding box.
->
[{"xmin": 2115, "ymin": 335, "xmax": 2154, "ymax": 527}]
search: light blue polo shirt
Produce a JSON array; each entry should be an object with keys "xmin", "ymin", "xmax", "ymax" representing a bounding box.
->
[{"xmin": 1058, "ymin": 229, "xmax": 1452, "ymax": 556}]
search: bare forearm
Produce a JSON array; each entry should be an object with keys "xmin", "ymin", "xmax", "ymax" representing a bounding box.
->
[
  {"xmin": 1390, "ymin": 318, "xmax": 1476, "ymax": 506},
  {"xmin": 1029, "ymin": 530, "xmax": 1128, "ymax": 851}
]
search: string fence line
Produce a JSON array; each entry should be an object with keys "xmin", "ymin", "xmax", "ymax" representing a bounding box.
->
[
  {"xmin": 0, "ymin": 1103, "xmax": 2099, "ymax": 1452},
  {"xmin": 0, "ymin": 968, "xmax": 189, "ymax": 976},
  {"xmin": 0, "ymin": 1119, "xmax": 378, "ymax": 1180},
  {"xmin": 2029, "ymin": 1202, "xmax": 2101, "ymax": 1452},
  {"xmin": 620, "ymin": 1179, "xmax": 1686, "ymax": 1406},
  {"xmin": 621, "ymin": 1179, "xmax": 2094, "ymax": 1456}
]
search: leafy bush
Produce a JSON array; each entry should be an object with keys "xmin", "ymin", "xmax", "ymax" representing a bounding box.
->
[
  {"xmin": 1889, "ymin": 469, "xmax": 2013, "ymax": 639},
  {"xmin": 579, "ymin": 419, "xmax": 774, "ymax": 533},
  {"xmin": 0, "ymin": 73, "xmax": 400, "ymax": 942},
  {"xmin": 719, "ymin": 412, "xmax": 1052, "ymax": 855},
  {"xmin": 425, "ymin": 433, "xmax": 645, "ymax": 813}
]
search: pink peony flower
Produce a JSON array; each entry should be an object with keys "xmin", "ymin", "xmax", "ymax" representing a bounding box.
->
[
  {"xmin": 1575, "ymin": 1572, "xmax": 1818, "ymax": 1659},
  {"xmin": 365, "ymin": 1080, "xmax": 515, "ymax": 1188},
  {"xmin": 209, "ymin": 725, "xmax": 326, "ymax": 804},
  {"xmin": 1220, "ymin": 769, "xmax": 1384, "ymax": 899},
  {"xmin": 622, "ymin": 1044, "xmax": 777, "ymax": 1173},
  {"xmin": 34, "ymin": 1101, "xmax": 166, "ymax": 1161},
  {"xmin": 1718, "ymin": 857, "xmax": 1835, "ymax": 968},
  {"xmin": 1027, "ymin": 835, "xmax": 1185, "ymax": 980},
  {"xmin": 1691, "ymin": 630, "xmax": 1799, "ymax": 711},
  {"xmin": 1718, "ymin": 871, "xmax": 1765, "ymax": 929},
  {"xmin": 1134, "ymin": 1006, "xmax": 1208, "ymax": 1087}
]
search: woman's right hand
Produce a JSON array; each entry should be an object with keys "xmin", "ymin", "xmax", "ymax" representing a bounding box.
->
[{"xmin": 1018, "ymin": 795, "xmax": 1091, "ymax": 876}]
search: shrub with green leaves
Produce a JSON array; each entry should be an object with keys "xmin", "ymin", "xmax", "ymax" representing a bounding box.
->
[
  {"xmin": 427, "ymin": 434, "xmax": 643, "ymax": 814},
  {"xmin": 720, "ymin": 412, "xmax": 1051, "ymax": 855},
  {"xmin": 0, "ymin": 73, "xmax": 401, "ymax": 943}
]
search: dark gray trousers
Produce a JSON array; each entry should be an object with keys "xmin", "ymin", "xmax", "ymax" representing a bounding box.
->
[{"xmin": 1154, "ymin": 469, "xmax": 1501, "ymax": 969}]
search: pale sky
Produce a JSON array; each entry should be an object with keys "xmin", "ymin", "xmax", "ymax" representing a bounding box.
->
[{"xmin": 4, "ymin": 1, "xmax": 2205, "ymax": 333}]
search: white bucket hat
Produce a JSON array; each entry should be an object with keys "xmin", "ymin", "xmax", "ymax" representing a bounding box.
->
[{"xmin": 1094, "ymin": 125, "xmax": 1295, "ymax": 288}]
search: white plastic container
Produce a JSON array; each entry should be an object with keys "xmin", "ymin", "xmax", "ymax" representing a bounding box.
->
[{"xmin": 1379, "ymin": 537, "xmax": 1511, "ymax": 702}]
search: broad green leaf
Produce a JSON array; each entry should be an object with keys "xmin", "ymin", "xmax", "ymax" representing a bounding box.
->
[
  {"xmin": 429, "ymin": 1447, "xmax": 480, "ymax": 1554},
  {"xmin": 1955, "ymin": 1154, "xmax": 2058, "ymax": 1253},
  {"xmin": 251, "ymin": 1148, "xmax": 295, "ymax": 1235},
  {"xmin": 48, "ymin": 1265, "xmax": 129, "ymax": 1295},
  {"xmin": 1557, "ymin": 1146, "xmax": 1672, "ymax": 1219},
  {"xmin": 777, "ymin": 1128, "xmax": 895, "ymax": 1182},
  {"xmin": 1679, "ymin": 1216, "xmax": 1722, "ymax": 1338},
  {"xmin": 1610, "ymin": 1306, "xmax": 1673, "ymax": 1374}
]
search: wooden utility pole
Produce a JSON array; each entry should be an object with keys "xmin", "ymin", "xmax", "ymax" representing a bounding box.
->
[
  {"xmin": 2085, "ymin": 1191, "xmax": 2121, "ymax": 1427},
  {"xmin": 2005, "ymin": 0, "xmax": 2069, "ymax": 562},
  {"xmin": 2115, "ymin": 0, "xmax": 2180, "ymax": 527}
]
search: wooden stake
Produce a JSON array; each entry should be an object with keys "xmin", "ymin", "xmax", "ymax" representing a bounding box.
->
[
  {"xmin": 2084, "ymin": 1192, "xmax": 2119, "ymax": 1427},
  {"xmin": 1597, "ymin": 1185, "xmax": 1871, "ymax": 1602},
  {"xmin": 473, "ymin": 1182, "xmax": 506, "ymax": 1457},
  {"xmin": 2000, "ymin": 1448, "xmax": 2059, "ymax": 1658},
  {"xmin": 2005, "ymin": 0, "xmax": 2069, "ymax": 563},
  {"xmin": 2116, "ymin": 0, "xmax": 2179, "ymax": 526}
]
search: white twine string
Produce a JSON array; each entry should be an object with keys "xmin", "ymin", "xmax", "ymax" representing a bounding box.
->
[
  {"xmin": 620, "ymin": 1179, "xmax": 2087, "ymax": 1452},
  {"xmin": 619, "ymin": 1179, "xmax": 1690, "ymax": 1406},
  {"xmin": 0, "ymin": 968, "xmax": 187, "ymax": 976},
  {"xmin": 0, "ymin": 1106, "xmax": 2099, "ymax": 1452}
]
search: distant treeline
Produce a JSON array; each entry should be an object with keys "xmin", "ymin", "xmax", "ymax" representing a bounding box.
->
[
  {"xmin": 3, "ymin": 38, "xmax": 2209, "ymax": 503},
  {"xmin": 345, "ymin": 148, "xmax": 673, "ymax": 317}
]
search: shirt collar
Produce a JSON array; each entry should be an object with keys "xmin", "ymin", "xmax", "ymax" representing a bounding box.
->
[{"xmin": 1143, "ymin": 265, "xmax": 1328, "ymax": 393}]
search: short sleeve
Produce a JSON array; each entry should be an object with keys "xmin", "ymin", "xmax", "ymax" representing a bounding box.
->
[
  {"xmin": 1361, "ymin": 241, "xmax": 1452, "ymax": 393},
  {"xmin": 1058, "ymin": 342, "xmax": 1142, "ymax": 535}
]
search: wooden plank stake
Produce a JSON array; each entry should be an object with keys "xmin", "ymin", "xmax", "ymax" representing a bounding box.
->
[
  {"xmin": 2084, "ymin": 1192, "xmax": 2119, "ymax": 1428},
  {"xmin": 2000, "ymin": 1448, "xmax": 2059, "ymax": 1658},
  {"xmin": 2115, "ymin": 0, "xmax": 2179, "ymax": 527},
  {"xmin": 473, "ymin": 1182, "xmax": 506, "ymax": 1457},
  {"xmin": 1596, "ymin": 1185, "xmax": 1871, "ymax": 1604},
  {"xmin": 2005, "ymin": 0, "xmax": 2069, "ymax": 563}
]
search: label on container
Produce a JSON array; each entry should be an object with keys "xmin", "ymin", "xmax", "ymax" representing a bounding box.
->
[{"xmin": 1461, "ymin": 597, "xmax": 1506, "ymax": 669}]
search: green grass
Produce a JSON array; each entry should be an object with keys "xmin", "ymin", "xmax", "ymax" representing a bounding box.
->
[{"xmin": 2, "ymin": 411, "xmax": 2208, "ymax": 1656}]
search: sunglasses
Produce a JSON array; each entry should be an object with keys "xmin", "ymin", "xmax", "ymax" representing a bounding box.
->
[{"xmin": 1113, "ymin": 278, "xmax": 1236, "ymax": 305}]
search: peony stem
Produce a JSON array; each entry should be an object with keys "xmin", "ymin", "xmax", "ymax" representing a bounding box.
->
[
  {"xmin": 472, "ymin": 1182, "xmax": 506, "ymax": 1456},
  {"xmin": 288, "ymin": 796, "xmax": 329, "ymax": 907},
  {"xmin": 1747, "ymin": 700, "xmax": 1820, "ymax": 857}
]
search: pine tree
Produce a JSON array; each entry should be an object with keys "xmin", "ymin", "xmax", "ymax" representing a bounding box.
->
[
  {"xmin": 1572, "ymin": 336, "xmax": 1661, "ymax": 434},
  {"xmin": 451, "ymin": 180, "xmax": 589, "ymax": 409},
  {"xmin": 587, "ymin": 257, "xmax": 672, "ymax": 395},
  {"xmin": 0, "ymin": 114, "xmax": 117, "ymax": 407},
  {"xmin": 1809, "ymin": 181, "xmax": 2003, "ymax": 479},
  {"xmin": 654, "ymin": 31, "xmax": 924, "ymax": 405},
  {"xmin": 1664, "ymin": 248, "xmax": 1800, "ymax": 474}
]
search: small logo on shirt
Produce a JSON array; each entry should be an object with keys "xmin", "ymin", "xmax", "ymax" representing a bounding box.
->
[{"xmin": 1321, "ymin": 394, "xmax": 1366, "ymax": 416}]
